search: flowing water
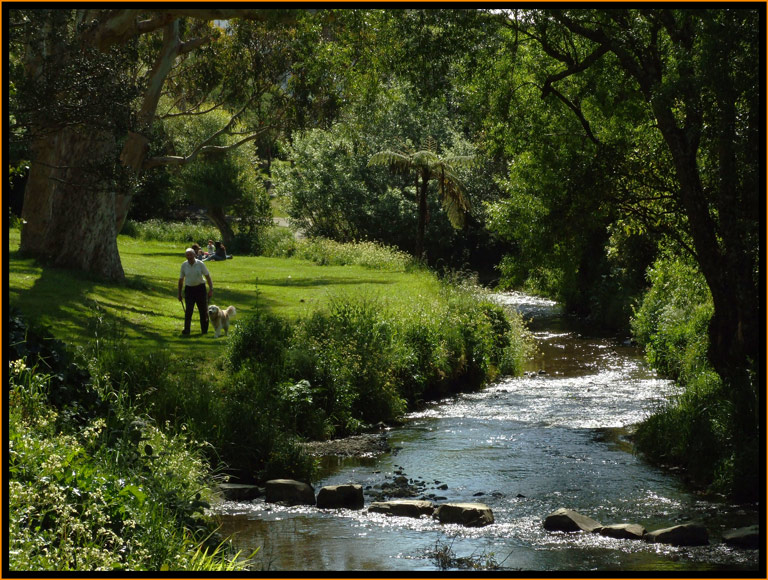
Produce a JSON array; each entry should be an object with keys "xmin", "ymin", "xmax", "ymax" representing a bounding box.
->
[{"xmin": 213, "ymin": 292, "xmax": 760, "ymax": 572}]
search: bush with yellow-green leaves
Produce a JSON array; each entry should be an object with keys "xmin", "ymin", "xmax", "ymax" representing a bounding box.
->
[{"xmin": 8, "ymin": 354, "xmax": 249, "ymax": 572}]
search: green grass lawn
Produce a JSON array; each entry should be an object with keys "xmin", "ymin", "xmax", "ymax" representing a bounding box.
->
[{"xmin": 8, "ymin": 229, "xmax": 440, "ymax": 356}]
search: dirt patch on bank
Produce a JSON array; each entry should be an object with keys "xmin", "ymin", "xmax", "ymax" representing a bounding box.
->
[{"xmin": 301, "ymin": 432, "xmax": 391, "ymax": 457}]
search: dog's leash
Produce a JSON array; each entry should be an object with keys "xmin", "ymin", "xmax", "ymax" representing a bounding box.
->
[{"xmin": 179, "ymin": 298, "xmax": 186, "ymax": 316}]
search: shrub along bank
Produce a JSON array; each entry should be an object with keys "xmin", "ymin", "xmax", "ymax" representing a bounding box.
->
[
  {"xmin": 631, "ymin": 253, "xmax": 757, "ymax": 500},
  {"xmin": 7, "ymin": 313, "xmax": 252, "ymax": 571},
  {"xmin": 120, "ymin": 278, "xmax": 532, "ymax": 483}
]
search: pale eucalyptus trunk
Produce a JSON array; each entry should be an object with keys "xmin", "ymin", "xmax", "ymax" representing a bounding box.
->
[
  {"xmin": 17, "ymin": 9, "xmax": 302, "ymax": 280},
  {"xmin": 20, "ymin": 125, "xmax": 125, "ymax": 280}
]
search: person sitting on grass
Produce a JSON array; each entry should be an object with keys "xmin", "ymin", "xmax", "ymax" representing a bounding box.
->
[
  {"xmin": 191, "ymin": 243, "xmax": 206, "ymax": 260},
  {"xmin": 208, "ymin": 241, "xmax": 232, "ymax": 261}
]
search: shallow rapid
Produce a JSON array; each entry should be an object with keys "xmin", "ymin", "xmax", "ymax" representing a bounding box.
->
[{"xmin": 213, "ymin": 292, "xmax": 759, "ymax": 572}]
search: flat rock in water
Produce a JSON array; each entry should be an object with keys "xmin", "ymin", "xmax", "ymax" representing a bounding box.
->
[
  {"xmin": 368, "ymin": 500, "xmax": 435, "ymax": 518},
  {"xmin": 265, "ymin": 479, "xmax": 315, "ymax": 506},
  {"xmin": 644, "ymin": 523, "xmax": 709, "ymax": 546},
  {"xmin": 434, "ymin": 502, "xmax": 494, "ymax": 527},
  {"xmin": 596, "ymin": 523, "xmax": 647, "ymax": 540},
  {"xmin": 543, "ymin": 508, "xmax": 602, "ymax": 533},
  {"xmin": 316, "ymin": 484, "xmax": 364, "ymax": 510},
  {"xmin": 722, "ymin": 525, "xmax": 760, "ymax": 549}
]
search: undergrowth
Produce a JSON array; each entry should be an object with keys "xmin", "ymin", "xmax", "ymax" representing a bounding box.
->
[
  {"xmin": 631, "ymin": 253, "xmax": 750, "ymax": 497},
  {"xmin": 7, "ymin": 315, "xmax": 249, "ymax": 572}
]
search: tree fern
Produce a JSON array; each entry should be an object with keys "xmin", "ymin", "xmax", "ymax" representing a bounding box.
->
[{"xmin": 368, "ymin": 142, "xmax": 474, "ymax": 258}]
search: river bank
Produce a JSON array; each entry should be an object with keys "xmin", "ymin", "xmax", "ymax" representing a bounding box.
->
[{"xmin": 213, "ymin": 292, "xmax": 760, "ymax": 572}]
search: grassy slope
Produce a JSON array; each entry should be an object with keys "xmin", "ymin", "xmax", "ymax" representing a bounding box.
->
[{"xmin": 8, "ymin": 229, "xmax": 439, "ymax": 356}]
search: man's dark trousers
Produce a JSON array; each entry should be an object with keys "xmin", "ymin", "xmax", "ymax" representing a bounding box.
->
[{"xmin": 184, "ymin": 283, "xmax": 209, "ymax": 334}]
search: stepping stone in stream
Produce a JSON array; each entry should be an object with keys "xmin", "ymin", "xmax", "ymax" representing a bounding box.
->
[
  {"xmin": 434, "ymin": 502, "xmax": 494, "ymax": 527},
  {"xmin": 316, "ymin": 484, "xmax": 364, "ymax": 510},
  {"xmin": 644, "ymin": 523, "xmax": 709, "ymax": 546},
  {"xmin": 722, "ymin": 525, "xmax": 760, "ymax": 549},
  {"xmin": 543, "ymin": 508, "xmax": 602, "ymax": 533},
  {"xmin": 368, "ymin": 500, "xmax": 435, "ymax": 518},
  {"xmin": 596, "ymin": 523, "xmax": 647, "ymax": 540},
  {"xmin": 265, "ymin": 479, "xmax": 315, "ymax": 506},
  {"xmin": 219, "ymin": 483, "xmax": 263, "ymax": 501}
]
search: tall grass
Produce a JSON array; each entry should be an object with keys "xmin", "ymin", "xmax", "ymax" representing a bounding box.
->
[
  {"xmin": 227, "ymin": 280, "xmax": 533, "ymax": 441},
  {"xmin": 121, "ymin": 219, "xmax": 221, "ymax": 245},
  {"xmin": 285, "ymin": 238, "xmax": 416, "ymax": 271},
  {"xmin": 121, "ymin": 220, "xmax": 413, "ymax": 272},
  {"xmin": 77, "ymin": 306, "xmax": 317, "ymax": 484}
]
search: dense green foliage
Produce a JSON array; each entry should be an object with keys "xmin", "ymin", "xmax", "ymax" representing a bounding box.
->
[
  {"xmin": 225, "ymin": 282, "xmax": 530, "ymax": 441},
  {"xmin": 162, "ymin": 107, "xmax": 273, "ymax": 250},
  {"xmin": 472, "ymin": 14, "xmax": 662, "ymax": 326},
  {"xmin": 8, "ymin": 6, "xmax": 760, "ymax": 534},
  {"xmin": 8, "ymin": 315, "xmax": 250, "ymax": 572},
  {"xmin": 632, "ymin": 255, "xmax": 715, "ymax": 384},
  {"xmin": 272, "ymin": 85, "xmax": 505, "ymax": 271},
  {"xmin": 630, "ymin": 254, "xmax": 741, "ymax": 495}
]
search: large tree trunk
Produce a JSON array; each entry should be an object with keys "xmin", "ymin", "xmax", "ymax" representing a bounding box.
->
[
  {"xmin": 20, "ymin": 126, "xmax": 125, "ymax": 281},
  {"xmin": 653, "ymin": 103, "xmax": 759, "ymax": 501},
  {"xmin": 206, "ymin": 205, "xmax": 235, "ymax": 247}
]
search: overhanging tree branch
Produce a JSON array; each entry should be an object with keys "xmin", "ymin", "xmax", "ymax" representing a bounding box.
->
[
  {"xmin": 540, "ymin": 44, "xmax": 609, "ymax": 96},
  {"xmin": 119, "ymin": 20, "xmax": 181, "ymax": 172},
  {"xmin": 542, "ymin": 85, "xmax": 601, "ymax": 146},
  {"xmin": 143, "ymin": 131, "xmax": 264, "ymax": 169},
  {"xmin": 84, "ymin": 9, "xmax": 305, "ymax": 50}
]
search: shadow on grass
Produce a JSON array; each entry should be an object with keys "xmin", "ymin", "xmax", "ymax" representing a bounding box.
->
[
  {"xmin": 10, "ymin": 261, "xmax": 207, "ymax": 353},
  {"xmin": 9, "ymin": 249, "xmax": 403, "ymax": 353}
]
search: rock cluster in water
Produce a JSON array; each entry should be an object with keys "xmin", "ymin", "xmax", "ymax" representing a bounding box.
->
[
  {"xmin": 542, "ymin": 507, "xmax": 758, "ymax": 548},
  {"xmin": 218, "ymin": 484, "xmax": 757, "ymax": 543},
  {"xmin": 236, "ymin": 478, "xmax": 494, "ymax": 528}
]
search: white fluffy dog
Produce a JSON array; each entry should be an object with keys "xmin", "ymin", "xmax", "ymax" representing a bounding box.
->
[{"xmin": 208, "ymin": 305, "xmax": 236, "ymax": 337}]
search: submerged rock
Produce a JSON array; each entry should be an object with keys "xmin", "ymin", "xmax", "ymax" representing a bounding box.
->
[
  {"xmin": 265, "ymin": 479, "xmax": 315, "ymax": 506},
  {"xmin": 543, "ymin": 508, "xmax": 602, "ymax": 533},
  {"xmin": 644, "ymin": 523, "xmax": 709, "ymax": 546},
  {"xmin": 367, "ymin": 470, "xmax": 426, "ymax": 502},
  {"xmin": 219, "ymin": 483, "xmax": 263, "ymax": 502},
  {"xmin": 434, "ymin": 502, "xmax": 494, "ymax": 527},
  {"xmin": 369, "ymin": 500, "xmax": 435, "ymax": 518},
  {"xmin": 722, "ymin": 525, "xmax": 760, "ymax": 549},
  {"xmin": 316, "ymin": 484, "xmax": 364, "ymax": 510}
]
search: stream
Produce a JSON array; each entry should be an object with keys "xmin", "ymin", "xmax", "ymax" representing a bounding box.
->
[{"xmin": 213, "ymin": 292, "xmax": 760, "ymax": 572}]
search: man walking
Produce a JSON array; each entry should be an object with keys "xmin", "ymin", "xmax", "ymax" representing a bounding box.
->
[{"xmin": 178, "ymin": 247, "xmax": 214, "ymax": 335}]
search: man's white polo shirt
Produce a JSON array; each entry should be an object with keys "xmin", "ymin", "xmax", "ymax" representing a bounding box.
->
[{"xmin": 180, "ymin": 259, "xmax": 210, "ymax": 287}]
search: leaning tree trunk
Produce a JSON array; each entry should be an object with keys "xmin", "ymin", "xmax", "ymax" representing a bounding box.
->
[
  {"xmin": 20, "ymin": 126, "xmax": 125, "ymax": 281},
  {"xmin": 206, "ymin": 205, "xmax": 235, "ymax": 247},
  {"xmin": 653, "ymin": 100, "xmax": 759, "ymax": 501}
]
